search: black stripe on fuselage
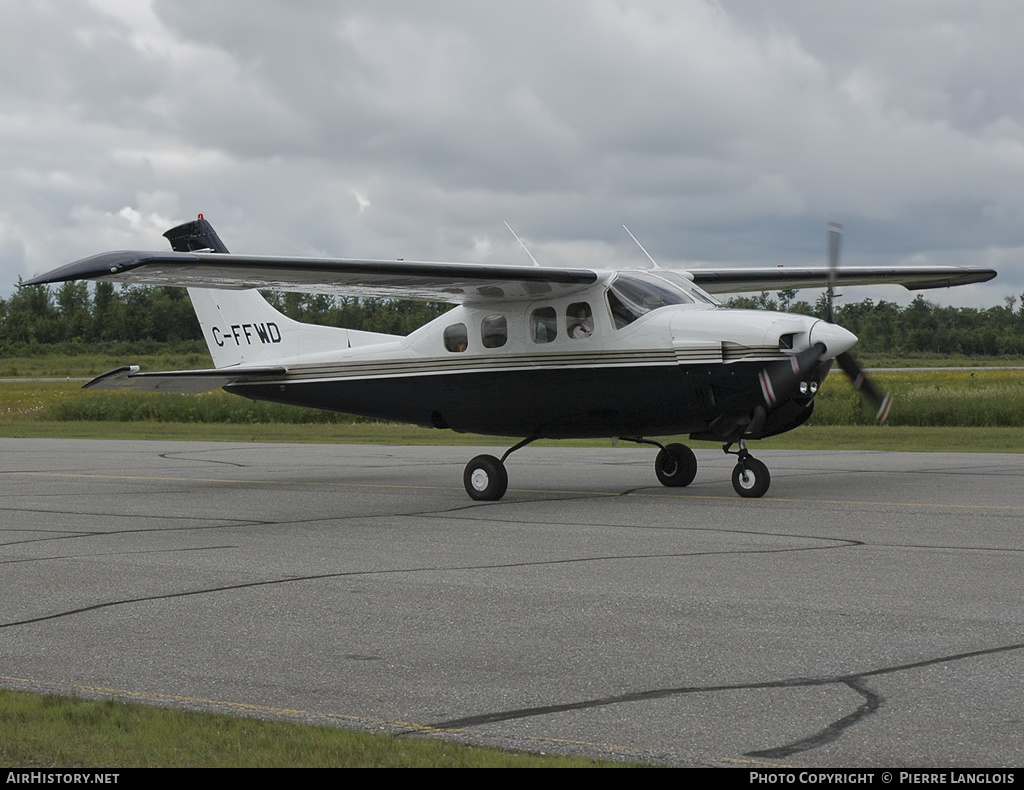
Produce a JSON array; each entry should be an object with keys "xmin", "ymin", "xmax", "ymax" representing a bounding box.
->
[{"xmin": 225, "ymin": 359, "xmax": 806, "ymax": 439}]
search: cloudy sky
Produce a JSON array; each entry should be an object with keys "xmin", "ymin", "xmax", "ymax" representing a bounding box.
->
[{"xmin": 3, "ymin": 0, "xmax": 1023, "ymax": 307}]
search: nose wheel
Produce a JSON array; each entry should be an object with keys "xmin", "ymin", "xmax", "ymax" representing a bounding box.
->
[
  {"xmin": 731, "ymin": 457, "xmax": 770, "ymax": 497},
  {"xmin": 725, "ymin": 441, "xmax": 771, "ymax": 498}
]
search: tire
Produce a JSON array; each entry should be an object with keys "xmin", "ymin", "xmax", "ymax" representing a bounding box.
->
[
  {"xmin": 731, "ymin": 457, "xmax": 770, "ymax": 498},
  {"xmin": 655, "ymin": 443, "xmax": 698, "ymax": 487},
  {"xmin": 464, "ymin": 455, "xmax": 509, "ymax": 501}
]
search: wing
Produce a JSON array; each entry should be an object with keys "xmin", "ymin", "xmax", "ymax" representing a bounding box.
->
[
  {"xmin": 25, "ymin": 250, "xmax": 599, "ymax": 304},
  {"xmin": 86, "ymin": 365, "xmax": 287, "ymax": 393},
  {"xmin": 27, "ymin": 251, "xmax": 995, "ymax": 302},
  {"xmin": 25, "ymin": 212, "xmax": 995, "ymax": 302},
  {"xmin": 690, "ymin": 265, "xmax": 996, "ymax": 294}
]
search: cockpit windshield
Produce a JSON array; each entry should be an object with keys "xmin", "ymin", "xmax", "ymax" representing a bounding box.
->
[
  {"xmin": 650, "ymin": 271, "xmax": 721, "ymax": 306},
  {"xmin": 606, "ymin": 271, "xmax": 718, "ymax": 329}
]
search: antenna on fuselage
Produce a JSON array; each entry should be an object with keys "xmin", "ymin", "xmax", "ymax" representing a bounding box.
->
[
  {"xmin": 623, "ymin": 225, "xmax": 661, "ymax": 269},
  {"xmin": 504, "ymin": 221, "xmax": 540, "ymax": 267}
]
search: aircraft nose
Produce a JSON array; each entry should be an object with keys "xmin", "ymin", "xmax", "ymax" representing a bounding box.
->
[{"xmin": 808, "ymin": 320, "xmax": 857, "ymax": 359}]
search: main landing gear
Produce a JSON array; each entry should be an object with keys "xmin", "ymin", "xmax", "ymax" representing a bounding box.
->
[
  {"xmin": 463, "ymin": 437, "xmax": 537, "ymax": 501},
  {"xmin": 619, "ymin": 437, "xmax": 698, "ymax": 488},
  {"xmin": 463, "ymin": 454, "xmax": 508, "ymax": 501}
]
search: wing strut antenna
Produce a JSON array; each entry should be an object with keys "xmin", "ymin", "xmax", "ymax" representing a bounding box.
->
[
  {"xmin": 504, "ymin": 221, "xmax": 540, "ymax": 267},
  {"xmin": 623, "ymin": 225, "xmax": 661, "ymax": 269}
]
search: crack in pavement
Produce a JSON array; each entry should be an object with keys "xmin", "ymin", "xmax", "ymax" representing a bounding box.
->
[{"xmin": 423, "ymin": 641, "xmax": 1024, "ymax": 759}]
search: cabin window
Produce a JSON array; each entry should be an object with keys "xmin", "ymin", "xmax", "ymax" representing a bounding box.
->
[
  {"xmin": 566, "ymin": 302, "xmax": 594, "ymax": 339},
  {"xmin": 531, "ymin": 307, "xmax": 557, "ymax": 343},
  {"xmin": 481, "ymin": 314, "xmax": 508, "ymax": 348},
  {"xmin": 444, "ymin": 323, "xmax": 468, "ymax": 352}
]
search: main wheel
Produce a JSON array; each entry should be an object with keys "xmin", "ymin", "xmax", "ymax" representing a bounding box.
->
[
  {"xmin": 731, "ymin": 457, "xmax": 770, "ymax": 498},
  {"xmin": 655, "ymin": 443, "xmax": 698, "ymax": 487},
  {"xmin": 464, "ymin": 455, "xmax": 509, "ymax": 501}
]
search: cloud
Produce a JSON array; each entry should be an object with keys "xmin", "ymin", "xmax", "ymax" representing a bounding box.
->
[{"xmin": 2, "ymin": 0, "xmax": 1023, "ymax": 307}]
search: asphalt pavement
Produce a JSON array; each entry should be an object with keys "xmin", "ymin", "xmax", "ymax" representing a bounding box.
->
[{"xmin": 2, "ymin": 438, "xmax": 1022, "ymax": 767}]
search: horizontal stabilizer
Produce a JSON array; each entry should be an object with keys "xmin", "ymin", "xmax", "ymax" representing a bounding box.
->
[{"xmin": 85, "ymin": 365, "xmax": 287, "ymax": 394}]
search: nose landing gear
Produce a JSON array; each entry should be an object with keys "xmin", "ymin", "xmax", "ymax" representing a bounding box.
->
[{"xmin": 725, "ymin": 440, "xmax": 771, "ymax": 498}]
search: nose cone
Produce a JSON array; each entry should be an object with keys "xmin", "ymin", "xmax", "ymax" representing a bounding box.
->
[{"xmin": 809, "ymin": 320, "xmax": 857, "ymax": 359}]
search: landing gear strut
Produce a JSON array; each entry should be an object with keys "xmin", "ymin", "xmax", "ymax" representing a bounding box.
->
[
  {"xmin": 462, "ymin": 437, "xmax": 537, "ymax": 501},
  {"xmin": 619, "ymin": 437, "xmax": 698, "ymax": 488},
  {"xmin": 724, "ymin": 439, "xmax": 771, "ymax": 498}
]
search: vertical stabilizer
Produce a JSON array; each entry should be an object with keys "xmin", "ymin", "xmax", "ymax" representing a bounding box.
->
[
  {"xmin": 163, "ymin": 216, "xmax": 397, "ymax": 368},
  {"xmin": 187, "ymin": 287, "xmax": 359, "ymax": 367}
]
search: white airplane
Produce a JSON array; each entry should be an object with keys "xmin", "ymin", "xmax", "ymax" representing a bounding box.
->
[{"xmin": 26, "ymin": 216, "xmax": 995, "ymax": 500}]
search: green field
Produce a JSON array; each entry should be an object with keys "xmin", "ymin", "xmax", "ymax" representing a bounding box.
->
[
  {"xmin": 0, "ymin": 345, "xmax": 213, "ymax": 379},
  {"xmin": 3, "ymin": 363, "xmax": 1023, "ymax": 451}
]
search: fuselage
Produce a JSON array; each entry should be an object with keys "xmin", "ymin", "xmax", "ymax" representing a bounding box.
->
[{"xmin": 225, "ymin": 270, "xmax": 855, "ymax": 442}]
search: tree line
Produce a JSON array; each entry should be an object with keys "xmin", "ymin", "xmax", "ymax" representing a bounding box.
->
[
  {"xmin": 3, "ymin": 280, "xmax": 1024, "ymax": 357},
  {"xmin": 727, "ymin": 289, "xmax": 1024, "ymax": 356},
  {"xmin": 0, "ymin": 281, "xmax": 450, "ymax": 348}
]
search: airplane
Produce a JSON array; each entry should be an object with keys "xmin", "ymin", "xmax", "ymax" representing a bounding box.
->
[{"xmin": 26, "ymin": 216, "xmax": 995, "ymax": 500}]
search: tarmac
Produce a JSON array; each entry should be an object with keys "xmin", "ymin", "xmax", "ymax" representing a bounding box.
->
[{"xmin": 2, "ymin": 438, "xmax": 1023, "ymax": 766}]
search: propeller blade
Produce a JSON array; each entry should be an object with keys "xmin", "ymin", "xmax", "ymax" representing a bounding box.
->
[
  {"xmin": 826, "ymin": 222, "xmax": 842, "ymax": 323},
  {"xmin": 835, "ymin": 351, "xmax": 892, "ymax": 424},
  {"xmin": 828, "ymin": 222, "xmax": 842, "ymax": 270}
]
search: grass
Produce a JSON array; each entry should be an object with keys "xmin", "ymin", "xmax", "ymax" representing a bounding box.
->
[
  {"xmin": 0, "ymin": 689, "xmax": 624, "ymax": 768},
  {"xmin": 1, "ymin": 419, "xmax": 1023, "ymax": 453},
  {"xmin": 0, "ymin": 346, "xmax": 213, "ymax": 379},
  {"xmin": 2, "ymin": 368, "xmax": 1024, "ymax": 451},
  {"xmin": 814, "ymin": 368, "xmax": 1024, "ymax": 426},
  {"xmin": 858, "ymin": 352, "xmax": 1024, "ymax": 368}
]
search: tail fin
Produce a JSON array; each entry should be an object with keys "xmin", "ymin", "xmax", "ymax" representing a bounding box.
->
[{"xmin": 164, "ymin": 216, "xmax": 399, "ymax": 368}]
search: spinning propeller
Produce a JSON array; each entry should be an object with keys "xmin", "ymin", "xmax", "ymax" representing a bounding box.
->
[
  {"xmin": 758, "ymin": 224, "xmax": 891, "ymax": 424},
  {"xmin": 825, "ymin": 223, "xmax": 892, "ymax": 424}
]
